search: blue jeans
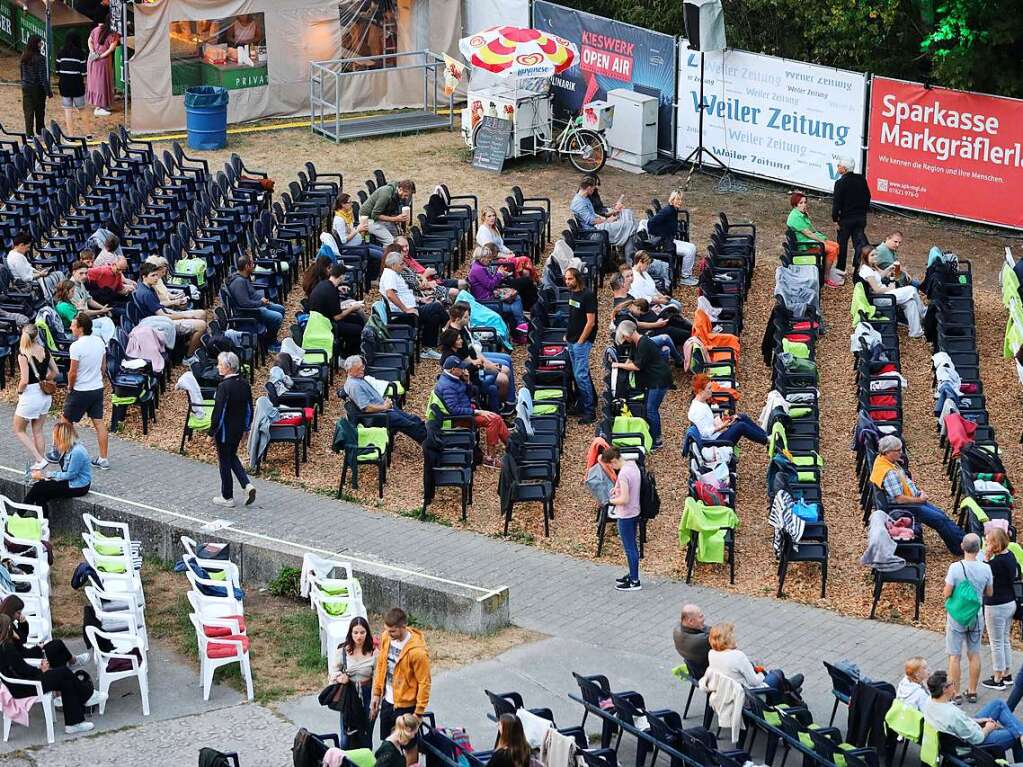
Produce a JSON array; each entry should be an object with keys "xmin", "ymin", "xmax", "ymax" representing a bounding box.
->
[
  {"xmin": 649, "ymin": 334, "xmax": 683, "ymax": 365},
  {"xmin": 485, "ymin": 352, "xmax": 515, "ymax": 405},
  {"xmin": 717, "ymin": 414, "xmax": 769, "ymax": 446},
  {"xmin": 503, "ymin": 294, "xmax": 526, "ymax": 326},
  {"xmin": 978, "ymin": 699, "xmax": 1023, "ymax": 760},
  {"xmin": 259, "ymin": 303, "xmax": 285, "ymax": 336},
  {"xmin": 1007, "ymin": 665, "xmax": 1023, "ymax": 711},
  {"xmin": 646, "ymin": 387, "xmax": 668, "ymax": 443},
  {"xmin": 915, "ymin": 502, "xmax": 965, "ymax": 554},
  {"xmin": 339, "ymin": 682, "xmax": 372, "ymax": 749},
  {"xmin": 568, "ymin": 341, "xmax": 595, "ymax": 416},
  {"xmin": 617, "ymin": 516, "xmax": 640, "ymax": 582},
  {"xmin": 386, "ymin": 409, "xmax": 427, "ymax": 444}
]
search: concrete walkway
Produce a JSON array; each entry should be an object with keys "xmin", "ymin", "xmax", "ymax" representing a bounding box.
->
[{"xmin": 0, "ymin": 403, "xmax": 961, "ymax": 732}]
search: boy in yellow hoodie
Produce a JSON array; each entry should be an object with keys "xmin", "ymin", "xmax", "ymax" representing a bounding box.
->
[{"xmin": 371, "ymin": 607, "xmax": 431, "ymax": 763}]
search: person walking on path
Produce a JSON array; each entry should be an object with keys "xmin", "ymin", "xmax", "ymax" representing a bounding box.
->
[
  {"xmin": 943, "ymin": 533, "xmax": 992, "ymax": 704},
  {"xmin": 371, "ymin": 607, "xmax": 431, "ymax": 763},
  {"xmin": 210, "ymin": 351, "xmax": 255, "ymax": 508},
  {"xmin": 565, "ymin": 267, "xmax": 597, "ymax": 425},
  {"xmin": 13, "ymin": 324, "xmax": 57, "ymax": 470},
  {"xmin": 982, "ymin": 528, "xmax": 1018, "ymax": 691},
  {"xmin": 20, "ymin": 34, "xmax": 51, "ymax": 136},
  {"xmin": 86, "ymin": 17, "xmax": 118, "ymax": 117},
  {"xmin": 831, "ymin": 156, "xmax": 871, "ymax": 275},
  {"xmin": 603, "ymin": 447, "xmax": 642, "ymax": 592},
  {"xmin": 61, "ymin": 314, "xmax": 110, "ymax": 470}
]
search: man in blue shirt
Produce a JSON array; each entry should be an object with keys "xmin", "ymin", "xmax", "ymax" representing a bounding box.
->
[
  {"xmin": 570, "ymin": 177, "xmax": 638, "ymax": 254},
  {"xmin": 342, "ymin": 355, "xmax": 426, "ymax": 444},
  {"xmin": 137, "ymin": 263, "xmax": 207, "ymax": 354}
]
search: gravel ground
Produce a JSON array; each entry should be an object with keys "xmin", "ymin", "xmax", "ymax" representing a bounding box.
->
[{"xmin": 2, "ymin": 49, "xmax": 1020, "ymax": 633}]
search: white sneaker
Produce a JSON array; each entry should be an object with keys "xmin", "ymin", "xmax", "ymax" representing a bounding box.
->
[
  {"xmin": 212, "ymin": 496, "xmax": 236, "ymax": 508},
  {"xmin": 65, "ymin": 721, "xmax": 94, "ymax": 735},
  {"xmin": 94, "ymin": 108, "xmax": 111, "ymax": 117},
  {"xmin": 679, "ymin": 276, "xmax": 699, "ymax": 286},
  {"xmin": 73, "ymin": 652, "xmax": 91, "ymax": 666},
  {"xmin": 84, "ymin": 691, "xmax": 107, "ymax": 708},
  {"xmin": 419, "ymin": 348, "xmax": 441, "ymax": 360},
  {"xmin": 243, "ymin": 484, "xmax": 256, "ymax": 506}
]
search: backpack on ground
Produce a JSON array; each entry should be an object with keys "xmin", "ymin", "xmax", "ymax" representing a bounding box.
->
[
  {"xmin": 292, "ymin": 727, "xmax": 328, "ymax": 767},
  {"xmin": 640, "ymin": 470, "xmax": 661, "ymax": 520}
]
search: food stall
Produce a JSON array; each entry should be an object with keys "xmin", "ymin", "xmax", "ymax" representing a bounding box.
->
[
  {"xmin": 168, "ymin": 15, "xmax": 268, "ymax": 95},
  {"xmin": 457, "ymin": 26, "xmax": 613, "ymax": 167}
]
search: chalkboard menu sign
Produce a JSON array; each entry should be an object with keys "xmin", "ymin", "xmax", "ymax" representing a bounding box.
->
[{"xmin": 472, "ymin": 116, "xmax": 513, "ymax": 173}]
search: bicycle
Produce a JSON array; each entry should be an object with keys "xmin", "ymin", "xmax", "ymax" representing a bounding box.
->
[{"xmin": 470, "ymin": 112, "xmax": 608, "ymax": 174}]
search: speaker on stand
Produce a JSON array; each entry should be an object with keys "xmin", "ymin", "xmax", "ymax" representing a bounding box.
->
[{"xmin": 681, "ymin": 0, "xmax": 729, "ymax": 180}]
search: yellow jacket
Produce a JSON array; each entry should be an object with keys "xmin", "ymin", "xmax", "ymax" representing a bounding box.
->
[{"xmin": 372, "ymin": 627, "xmax": 431, "ymax": 714}]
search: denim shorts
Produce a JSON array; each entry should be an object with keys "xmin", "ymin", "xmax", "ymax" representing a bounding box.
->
[
  {"xmin": 946, "ymin": 616, "xmax": 982, "ymax": 656},
  {"xmin": 61, "ymin": 95, "xmax": 86, "ymax": 109}
]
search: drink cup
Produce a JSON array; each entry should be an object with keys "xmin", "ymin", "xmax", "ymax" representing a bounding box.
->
[
  {"xmin": 402, "ymin": 205, "xmax": 411, "ymax": 221},
  {"xmin": 359, "ymin": 215, "xmax": 369, "ymax": 227}
]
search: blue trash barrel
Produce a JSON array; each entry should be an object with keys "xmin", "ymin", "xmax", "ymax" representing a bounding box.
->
[{"xmin": 184, "ymin": 86, "xmax": 229, "ymax": 151}]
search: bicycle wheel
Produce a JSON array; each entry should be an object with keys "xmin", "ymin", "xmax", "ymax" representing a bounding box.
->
[{"xmin": 566, "ymin": 129, "xmax": 607, "ymax": 173}]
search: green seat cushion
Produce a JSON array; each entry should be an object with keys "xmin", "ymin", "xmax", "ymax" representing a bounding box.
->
[
  {"xmin": 93, "ymin": 531, "xmax": 125, "ymax": 556},
  {"xmin": 209, "ymin": 570, "xmax": 227, "ymax": 581},
  {"xmin": 323, "ymin": 599, "xmax": 350, "ymax": 616},
  {"xmin": 319, "ymin": 579, "xmax": 352, "ymax": 597},
  {"xmin": 534, "ymin": 404, "xmax": 558, "ymax": 415},
  {"xmin": 345, "ymin": 749, "xmax": 375, "ymax": 767},
  {"xmin": 789, "ymin": 406, "xmax": 811, "ymax": 418},
  {"xmin": 357, "ymin": 426, "xmax": 388, "ymax": 461},
  {"xmin": 96, "ymin": 555, "xmax": 127, "ymax": 574},
  {"xmin": 534, "ymin": 389, "xmax": 562, "ymax": 401},
  {"xmin": 7, "ymin": 516, "xmax": 41, "ymax": 542}
]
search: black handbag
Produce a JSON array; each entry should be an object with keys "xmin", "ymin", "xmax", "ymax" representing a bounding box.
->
[{"xmin": 317, "ymin": 682, "xmax": 345, "ymax": 712}]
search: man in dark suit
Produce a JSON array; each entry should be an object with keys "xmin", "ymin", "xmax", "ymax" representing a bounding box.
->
[
  {"xmin": 832, "ymin": 156, "xmax": 871, "ymax": 275},
  {"xmin": 211, "ymin": 351, "xmax": 255, "ymax": 508}
]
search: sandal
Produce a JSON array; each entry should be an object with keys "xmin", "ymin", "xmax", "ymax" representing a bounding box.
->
[{"xmin": 965, "ymin": 692, "xmax": 978, "ymax": 704}]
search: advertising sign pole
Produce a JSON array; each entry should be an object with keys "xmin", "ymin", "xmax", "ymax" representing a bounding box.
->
[{"xmin": 679, "ymin": 51, "xmax": 727, "ymax": 173}]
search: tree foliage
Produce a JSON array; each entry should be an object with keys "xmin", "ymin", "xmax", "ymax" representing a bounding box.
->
[{"xmin": 554, "ymin": 0, "xmax": 1023, "ymax": 97}]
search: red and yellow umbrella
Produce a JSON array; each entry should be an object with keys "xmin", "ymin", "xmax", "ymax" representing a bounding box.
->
[{"xmin": 459, "ymin": 26, "xmax": 578, "ymax": 78}]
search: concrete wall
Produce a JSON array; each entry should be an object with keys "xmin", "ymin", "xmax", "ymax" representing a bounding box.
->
[{"xmin": 0, "ymin": 476, "xmax": 509, "ymax": 635}]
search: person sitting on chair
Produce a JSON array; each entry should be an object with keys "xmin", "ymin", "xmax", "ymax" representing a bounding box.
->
[
  {"xmin": 570, "ymin": 177, "xmax": 637, "ymax": 257},
  {"xmin": 924, "ymin": 670, "xmax": 1023, "ymax": 761},
  {"xmin": 645, "ymin": 190, "xmax": 698, "ymax": 286},
  {"xmin": 897, "ymin": 657, "xmax": 932, "ymax": 712},
  {"xmin": 706, "ymin": 622, "xmax": 803, "ymax": 704},
  {"xmin": 870, "ymin": 435, "xmax": 964, "ymax": 554},
  {"xmin": 687, "ymin": 374, "xmax": 768, "ymax": 446},
  {"xmin": 433, "ymin": 356, "xmax": 508, "ymax": 467},
  {"xmin": 342, "ymin": 355, "xmax": 426, "ymax": 445},
  {"xmin": 674, "ymin": 604, "xmax": 711, "ymax": 680},
  {"xmin": 858, "ymin": 248, "xmax": 927, "ymax": 339},
  {"xmin": 227, "ymin": 255, "xmax": 285, "ymax": 349},
  {"xmin": 308, "ymin": 262, "xmax": 365, "ymax": 357},
  {"xmin": 136, "ymin": 263, "xmax": 207, "ymax": 356}
]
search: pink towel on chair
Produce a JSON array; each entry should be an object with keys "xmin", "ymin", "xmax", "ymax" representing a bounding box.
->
[
  {"xmin": 0, "ymin": 686, "xmax": 37, "ymax": 727},
  {"xmin": 322, "ymin": 748, "xmax": 345, "ymax": 767}
]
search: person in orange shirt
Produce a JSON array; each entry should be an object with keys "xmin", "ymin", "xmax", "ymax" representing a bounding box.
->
[{"xmin": 371, "ymin": 608, "xmax": 431, "ymax": 764}]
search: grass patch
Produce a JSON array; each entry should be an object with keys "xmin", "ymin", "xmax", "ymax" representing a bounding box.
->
[
  {"xmin": 399, "ymin": 507, "xmax": 453, "ymax": 526},
  {"xmin": 48, "ymin": 541, "xmax": 543, "ymax": 702}
]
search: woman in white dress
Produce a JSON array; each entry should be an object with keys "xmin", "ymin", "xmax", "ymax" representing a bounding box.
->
[{"xmin": 13, "ymin": 324, "xmax": 57, "ymax": 470}]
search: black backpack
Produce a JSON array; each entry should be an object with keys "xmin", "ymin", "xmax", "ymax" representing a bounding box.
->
[
  {"xmin": 292, "ymin": 728, "xmax": 328, "ymax": 767},
  {"xmin": 639, "ymin": 470, "xmax": 661, "ymax": 520}
]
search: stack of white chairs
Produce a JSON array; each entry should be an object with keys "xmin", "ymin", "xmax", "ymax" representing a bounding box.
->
[
  {"xmin": 0, "ymin": 495, "xmax": 54, "ymax": 743},
  {"xmin": 299, "ymin": 553, "xmax": 367, "ymax": 660},
  {"xmin": 180, "ymin": 536, "xmax": 253, "ymax": 701},
  {"xmin": 80, "ymin": 514, "xmax": 149, "ymax": 717}
]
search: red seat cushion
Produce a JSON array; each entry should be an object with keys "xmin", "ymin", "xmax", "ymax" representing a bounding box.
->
[
  {"xmin": 206, "ymin": 634, "xmax": 250, "ymax": 658},
  {"xmin": 202, "ymin": 616, "xmax": 246, "ymax": 638},
  {"xmin": 304, "ymin": 407, "xmax": 315, "ymax": 420},
  {"xmin": 273, "ymin": 415, "xmax": 304, "ymax": 426}
]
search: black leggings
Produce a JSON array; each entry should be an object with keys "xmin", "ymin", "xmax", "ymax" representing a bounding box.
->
[
  {"xmin": 22, "ymin": 87, "xmax": 46, "ymax": 136},
  {"xmin": 334, "ymin": 315, "xmax": 366, "ymax": 356},
  {"xmin": 24, "ymin": 480, "xmax": 90, "ymax": 518}
]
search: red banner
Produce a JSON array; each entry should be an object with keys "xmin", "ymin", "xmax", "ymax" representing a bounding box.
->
[{"xmin": 867, "ymin": 77, "xmax": 1023, "ymax": 229}]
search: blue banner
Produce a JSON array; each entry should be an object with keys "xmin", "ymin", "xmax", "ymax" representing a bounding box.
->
[{"xmin": 533, "ymin": 0, "xmax": 677, "ymax": 154}]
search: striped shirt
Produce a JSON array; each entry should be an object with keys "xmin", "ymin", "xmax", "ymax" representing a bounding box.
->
[
  {"xmin": 56, "ymin": 53, "xmax": 87, "ymax": 98},
  {"xmin": 20, "ymin": 55, "xmax": 50, "ymax": 93}
]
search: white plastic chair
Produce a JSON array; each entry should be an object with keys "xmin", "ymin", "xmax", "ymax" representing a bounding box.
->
[
  {"xmin": 85, "ymin": 625, "xmax": 150, "ymax": 716},
  {"xmin": 310, "ymin": 588, "xmax": 365, "ymax": 658},
  {"xmin": 0, "ymin": 674, "xmax": 54, "ymax": 744},
  {"xmin": 84, "ymin": 585, "xmax": 148, "ymax": 650},
  {"xmin": 188, "ymin": 613, "xmax": 253, "ymax": 701},
  {"xmin": 81, "ymin": 545, "xmax": 145, "ymax": 609},
  {"xmin": 0, "ymin": 497, "xmax": 51, "ymax": 540},
  {"xmin": 82, "ymin": 515, "xmax": 142, "ymax": 571}
]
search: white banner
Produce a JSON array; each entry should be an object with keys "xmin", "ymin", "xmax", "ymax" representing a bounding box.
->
[{"xmin": 676, "ymin": 44, "xmax": 868, "ymax": 191}]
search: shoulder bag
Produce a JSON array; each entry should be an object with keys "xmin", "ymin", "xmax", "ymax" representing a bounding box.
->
[{"xmin": 26, "ymin": 353, "xmax": 56, "ymax": 396}]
